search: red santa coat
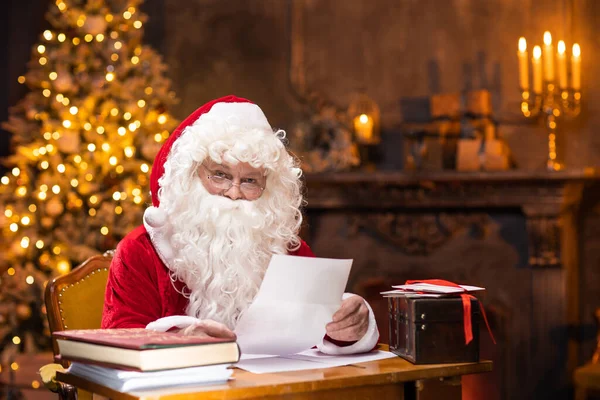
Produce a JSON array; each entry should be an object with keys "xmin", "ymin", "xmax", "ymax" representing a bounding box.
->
[{"xmin": 101, "ymin": 225, "xmax": 315, "ymax": 329}]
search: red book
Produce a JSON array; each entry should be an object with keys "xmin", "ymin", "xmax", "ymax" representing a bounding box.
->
[{"xmin": 54, "ymin": 328, "xmax": 240, "ymax": 371}]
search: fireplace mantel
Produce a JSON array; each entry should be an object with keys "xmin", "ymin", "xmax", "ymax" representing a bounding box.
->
[{"xmin": 304, "ymin": 169, "xmax": 600, "ymax": 212}]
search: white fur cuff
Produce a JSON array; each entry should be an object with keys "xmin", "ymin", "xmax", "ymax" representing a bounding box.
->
[
  {"xmin": 146, "ymin": 315, "xmax": 200, "ymax": 332},
  {"xmin": 317, "ymin": 293, "xmax": 380, "ymax": 355}
]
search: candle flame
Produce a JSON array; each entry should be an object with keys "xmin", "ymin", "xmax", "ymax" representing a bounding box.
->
[
  {"xmin": 543, "ymin": 31, "xmax": 552, "ymax": 45},
  {"xmin": 518, "ymin": 37, "xmax": 527, "ymax": 52},
  {"xmin": 558, "ymin": 40, "xmax": 566, "ymax": 54},
  {"xmin": 533, "ymin": 46, "xmax": 542, "ymax": 59},
  {"xmin": 573, "ymin": 43, "xmax": 581, "ymax": 57},
  {"xmin": 359, "ymin": 114, "xmax": 369, "ymax": 124}
]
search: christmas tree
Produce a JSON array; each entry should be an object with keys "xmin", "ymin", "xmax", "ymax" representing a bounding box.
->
[{"xmin": 0, "ymin": 0, "xmax": 178, "ymax": 366}]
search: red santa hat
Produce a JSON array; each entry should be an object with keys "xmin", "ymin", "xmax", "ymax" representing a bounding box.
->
[{"xmin": 149, "ymin": 95, "xmax": 272, "ymax": 207}]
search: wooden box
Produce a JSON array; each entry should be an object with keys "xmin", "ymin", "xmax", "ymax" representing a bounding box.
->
[{"xmin": 388, "ymin": 297, "xmax": 480, "ymax": 364}]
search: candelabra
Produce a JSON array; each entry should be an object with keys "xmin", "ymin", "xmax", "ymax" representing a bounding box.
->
[{"xmin": 520, "ymin": 84, "xmax": 580, "ymax": 171}]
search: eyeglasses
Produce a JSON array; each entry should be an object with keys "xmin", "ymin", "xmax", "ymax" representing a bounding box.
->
[{"xmin": 202, "ymin": 165, "xmax": 265, "ymax": 198}]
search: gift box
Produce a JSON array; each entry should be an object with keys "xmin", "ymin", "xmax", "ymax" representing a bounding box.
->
[{"xmin": 388, "ymin": 296, "xmax": 480, "ymax": 364}]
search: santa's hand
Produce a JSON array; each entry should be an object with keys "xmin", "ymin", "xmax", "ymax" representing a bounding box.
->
[
  {"xmin": 326, "ymin": 295, "xmax": 369, "ymax": 342},
  {"xmin": 179, "ymin": 320, "xmax": 236, "ymax": 340}
]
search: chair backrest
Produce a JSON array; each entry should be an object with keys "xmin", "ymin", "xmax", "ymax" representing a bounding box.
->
[{"xmin": 45, "ymin": 251, "xmax": 113, "ymax": 365}]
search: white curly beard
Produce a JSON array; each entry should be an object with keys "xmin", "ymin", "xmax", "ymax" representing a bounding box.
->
[{"xmin": 163, "ymin": 179, "xmax": 291, "ymax": 329}]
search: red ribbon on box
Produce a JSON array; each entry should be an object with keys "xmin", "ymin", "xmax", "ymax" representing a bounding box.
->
[{"xmin": 405, "ymin": 279, "xmax": 496, "ymax": 345}]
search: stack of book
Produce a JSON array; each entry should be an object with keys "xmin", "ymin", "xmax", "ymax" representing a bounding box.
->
[
  {"xmin": 380, "ymin": 281, "xmax": 485, "ymax": 298},
  {"xmin": 54, "ymin": 328, "xmax": 240, "ymax": 393}
]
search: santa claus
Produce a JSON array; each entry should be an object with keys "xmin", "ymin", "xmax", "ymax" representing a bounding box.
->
[{"xmin": 101, "ymin": 95, "xmax": 379, "ymax": 354}]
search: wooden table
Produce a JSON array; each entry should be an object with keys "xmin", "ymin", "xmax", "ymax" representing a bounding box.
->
[{"xmin": 56, "ymin": 352, "xmax": 492, "ymax": 400}]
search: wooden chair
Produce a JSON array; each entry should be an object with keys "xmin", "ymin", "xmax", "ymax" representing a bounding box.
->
[
  {"xmin": 40, "ymin": 251, "xmax": 113, "ymax": 400},
  {"xmin": 574, "ymin": 308, "xmax": 600, "ymax": 400}
]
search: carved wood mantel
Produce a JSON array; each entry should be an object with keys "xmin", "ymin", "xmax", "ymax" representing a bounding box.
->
[{"xmin": 303, "ymin": 169, "xmax": 600, "ymax": 400}]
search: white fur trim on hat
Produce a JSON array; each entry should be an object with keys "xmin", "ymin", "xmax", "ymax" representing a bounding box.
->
[{"xmin": 195, "ymin": 102, "xmax": 272, "ymax": 131}]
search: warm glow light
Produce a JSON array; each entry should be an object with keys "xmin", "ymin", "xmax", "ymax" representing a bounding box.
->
[
  {"xmin": 26, "ymin": 276, "xmax": 34, "ymax": 285},
  {"xmin": 133, "ymin": 20, "xmax": 142, "ymax": 29},
  {"xmin": 518, "ymin": 37, "xmax": 527, "ymax": 52},
  {"xmin": 89, "ymin": 208, "xmax": 97, "ymax": 216},
  {"xmin": 37, "ymin": 45, "xmax": 46, "ymax": 54},
  {"xmin": 57, "ymin": 164, "xmax": 65, "ymax": 173},
  {"xmin": 111, "ymin": 53, "xmax": 119, "ymax": 61},
  {"xmin": 1, "ymin": 176, "xmax": 9, "ymax": 185},
  {"xmin": 157, "ymin": 114, "xmax": 167, "ymax": 124},
  {"xmin": 74, "ymin": 155, "xmax": 82, "ymax": 163},
  {"xmin": 69, "ymin": 106, "xmax": 78, "ymax": 115},
  {"xmin": 12, "ymin": 336, "xmax": 21, "ymax": 345},
  {"xmin": 543, "ymin": 31, "xmax": 552, "ymax": 46},
  {"xmin": 133, "ymin": 196, "xmax": 142, "ymax": 204},
  {"xmin": 62, "ymin": 120, "xmax": 71, "ymax": 128},
  {"xmin": 40, "ymin": 184, "xmax": 48, "ymax": 192},
  {"xmin": 101, "ymin": 226, "xmax": 109, "ymax": 235},
  {"xmin": 52, "ymin": 185, "xmax": 60, "ymax": 194},
  {"xmin": 558, "ymin": 40, "xmax": 566, "ymax": 55},
  {"xmin": 118, "ymin": 127, "xmax": 126, "ymax": 136},
  {"xmin": 52, "ymin": 246, "xmax": 61, "ymax": 255},
  {"xmin": 109, "ymin": 156, "xmax": 118, "ymax": 165},
  {"xmin": 36, "ymin": 240, "xmax": 44, "ymax": 249},
  {"xmin": 21, "ymin": 216, "xmax": 31, "ymax": 225},
  {"xmin": 10, "ymin": 362, "xmax": 19, "ymax": 370},
  {"xmin": 97, "ymin": 126, "xmax": 105, "ymax": 134},
  {"xmin": 124, "ymin": 112, "xmax": 132, "ymax": 120},
  {"xmin": 96, "ymin": 34, "xmax": 105, "ymax": 42},
  {"xmin": 359, "ymin": 114, "xmax": 369, "ymax": 124},
  {"xmin": 141, "ymin": 163, "xmax": 149, "ymax": 173},
  {"xmin": 43, "ymin": 30, "xmax": 53, "ymax": 40},
  {"xmin": 5, "ymin": 209, "xmax": 13, "ymax": 217},
  {"xmin": 145, "ymin": 87, "xmax": 153, "ymax": 95},
  {"xmin": 137, "ymin": 99, "xmax": 146, "ymax": 107},
  {"xmin": 39, "ymin": 57, "xmax": 47, "ymax": 65},
  {"xmin": 573, "ymin": 43, "xmax": 581, "ymax": 57},
  {"xmin": 89, "ymin": 195, "xmax": 98, "ymax": 204},
  {"xmin": 88, "ymin": 143, "xmax": 96, "ymax": 152},
  {"xmin": 43, "ymin": 89, "xmax": 51, "ymax": 97},
  {"xmin": 70, "ymin": 179, "xmax": 78, "ymax": 187},
  {"xmin": 112, "ymin": 191, "xmax": 121, "ymax": 201},
  {"xmin": 28, "ymin": 204, "xmax": 36, "ymax": 212},
  {"xmin": 116, "ymin": 165, "xmax": 124, "ymax": 173},
  {"xmin": 124, "ymin": 147, "xmax": 134, "ymax": 157},
  {"xmin": 52, "ymin": 131, "xmax": 60, "ymax": 140},
  {"xmin": 32, "ymin": 381, "xmax": 40, "ymax": 389},
  {"xmin": 46, "ymin": 144, "xmax": 54, "ymax": 152},
  {"xmin": 72, "ymin": 38, "xmax": 80, "ymax": 45},
  {"xmin": 16, "ymin": 186, "xmax": 27, "ymax": 196},
  {"xmin": 39, "ymin": 147, "xmax": 47, "ymax": 155},
  {"xmin": 110, "ymin": 108, "xmax": 119, "ymax": 116},
  {"xmin": 102, "ymin": 143, "xmax": 110, "ymax": 151},
  {"xmin": 154, "ymin": 133, "xmax": 162, "ymax": 142},
  {"xmin": 49, "ymin": 71, "xmax": 57, "ymax": 80},
  {"xmin": 83, "ymin": 123, "xmax": 92, "ymax": 131},
  {"xmin": 18, "ymin": 75, "xmax": 26, "ymax": 84},
  {"xmin": 7, "ymin": 267, "xmax": 15, "ymax": 275},
  {"xmin": 123, "ymin": 11, "xmax": 132, "ymax": 19},
  {"xmin": 57, "ymin": 259, "xmax": 70, "ymax": 274},
  {"xmin": 84, "ymin": 34, "xmax": 93, "ymax": 42},
  {"xmin": 58, "ymin": 33, "xmax": 66, "ymax": 42},
  {"xmin": 131, "ymin": 56, "xmax": 139, "ymax": 64},
  {"xmin": 43, "ymin": 132, "xmax": 51, "ymax": 140},
  {"xmin": 38, "ymin": 192, "xmax": 47, "ymax": 200},
  {"xmin": 12, "ymin": 167, "xmax": 20, "ymax": 176},
  {"xmin": 114, "ymin": 41, "xmax": 122, "ymax": 50},
  {"xmin": 533, "ymin": 46, "xmax": 542, "ymax": 59},
  {"xmin": 115, "ymin": 206, "xmax": 123, "ymax": 214},
  {"xmin": 10, "ymin": 223, "xmax": 18, "ymax": 232},
  {"xmin": 85, "ymin": 173, "xmax": 93, "ymax": 181},
  {"xmin": 106, "ymin": 14, "xmax": 113, "ymax": 22},
  {"xmin": 128, "ymin": 122, "xmax": 137, "ymax": 132},
  {"xmin": 106, "ymin": 72, "xmax": 115, "ymax": 81}
]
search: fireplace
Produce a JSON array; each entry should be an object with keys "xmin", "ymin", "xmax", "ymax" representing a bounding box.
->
[{"xmin": 303, "ymin": 169, "xmax": 600, "ymax": 400}]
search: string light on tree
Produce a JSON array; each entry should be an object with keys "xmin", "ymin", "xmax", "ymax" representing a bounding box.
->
[{"xmin": 0, "ymin": 0, "xmax": 179, "ymax": 365}]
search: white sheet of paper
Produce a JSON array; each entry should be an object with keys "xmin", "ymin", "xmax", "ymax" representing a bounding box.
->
[
  {"xmin": 234, "ymin": 350, "xmax": 398, "ymax": 374},
  {"xmin": 283, "ymin": 349, "xmax": 398, "ymax": 365},
  {"xmin": 234, "ymin": 254, "xmax": 352, "ymax": 355}
]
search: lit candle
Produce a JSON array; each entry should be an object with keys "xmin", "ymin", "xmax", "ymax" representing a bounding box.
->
[
  {"xmin": 557, "ymin": 40, "xmax": 567, "ymax": 88},
  {"xmin": 518, "ymin": 37, "xmax": 529, "ymax": 90},
  {"xmin": 532, "ymin": 45, "xmax": 543, "ymax": 93},
  {"xmin": 543, "ymin": 31, "xmax": 554, "ymax": 82},
  {"xmin": 572, "ymin": 43, "xmax": 581, "ymax": 90},
  {"xmin": 353, "ymin": 114, "xmax": 373, "ymax": 143}
]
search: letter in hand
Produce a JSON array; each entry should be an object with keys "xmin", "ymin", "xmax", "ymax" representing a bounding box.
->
[
  {"xmin": 326, "ymin": 296, "xmax": 369, "ymax": 342},
  {"xmin": 180, "ymin": 320, "xmax": 237, "ymax": 340}
]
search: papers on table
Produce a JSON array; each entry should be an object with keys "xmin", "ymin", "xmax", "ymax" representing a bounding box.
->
[
  {"xmin": 234, "ymin": 254, "xmax": 352, "ymax": 355},
  {"xmin": 382, "ymin": 282, "xmax": 485, "ymax": 298},
  {"xmin": 234, "ymin": 350, "xmax": 397, "ymax": 374},
  {"xmin": 68, "ymin": 362, "xmax": 232, "ymax": 392}
]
